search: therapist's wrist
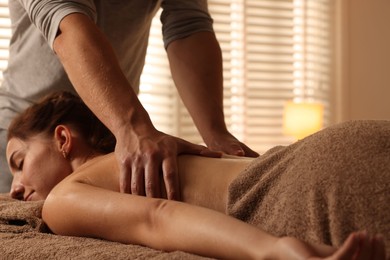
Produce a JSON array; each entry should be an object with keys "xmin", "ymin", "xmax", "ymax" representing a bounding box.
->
[
  {"xmin": 201, "ymin": 126, "xmax": 231, "ymax": 147},
  {"xmin": 115, "ymin": 117, "xmax": 158, "ymax": 142}
]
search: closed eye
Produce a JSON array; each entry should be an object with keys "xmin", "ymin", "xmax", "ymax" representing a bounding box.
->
[
  {"xmin": 17, "ymin": 160, "xmax": 24, "ymax": 171},
  {"xmin": 8, "ymin": 152, "xmax": 24, "ymax": 173}
]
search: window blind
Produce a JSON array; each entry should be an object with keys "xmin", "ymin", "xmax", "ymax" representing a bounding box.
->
[
  {"xmin": 0, "ymin": 0, "xmax": 335, "ymax": 154},
  {"xmin": 0, "ymin": 0, "xmax": 10, "ymax": 82}
]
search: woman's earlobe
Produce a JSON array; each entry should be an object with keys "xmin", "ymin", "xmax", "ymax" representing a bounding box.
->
[
  {"xmin": 54, "ymin": 125, "xmax": 73, "ymax": 156},
  {"xmin": 62, "ymin": 150, "xmax": 69, "ymax": 159}
]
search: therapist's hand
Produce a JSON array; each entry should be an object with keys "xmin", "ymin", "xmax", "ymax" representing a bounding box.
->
[
  {"xmin": 115, "ymin": 129, "xmax": 221, "ymax": 200},
  {"xmin": 205, "ymin": 131, "xmax": 259, "ymax": 158}
]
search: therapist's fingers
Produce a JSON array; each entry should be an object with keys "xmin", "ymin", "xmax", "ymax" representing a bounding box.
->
[
  {"xmin": 237, "ymin": 142, "xmax": 259, "ymax": 157},
  {"xmin": 119, "ymin": 158, "xmax": 132, "ymax": 194},
  {"xmin": 144, "ymin": 155, "xmax": 162, "ymax": 198},
  {"xmin": 162, "ymin": 155, "xmax": 180, "ymax": 200},
  {"xmin": 176, "ymin": 138, "xmax": 222, "ymax": 158},
  {"xmin": 214, "ymin": 139, "xmax": 259, "ymax": 157},
  {"xmin": 131, "ymin": 159, "xmax": 145, "ymax": 196},
  {"xmin": 204, "ymin": 131, "xmax": 259, "ymax": 158}
]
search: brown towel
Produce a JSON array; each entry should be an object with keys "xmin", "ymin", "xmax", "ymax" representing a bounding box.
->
[
  {"xmin": 227, "ymin": 120, "xmax": 390, "ymax": 255},
  {"xmin": 0, "ymin": 194, "xmax": 210, "ymax": 259},
  {"xmin": 0, "ymin": 194, "xmax": 46, "ymax": 233}
]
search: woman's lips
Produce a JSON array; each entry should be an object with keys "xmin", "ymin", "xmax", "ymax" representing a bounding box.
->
[{"xmin": 25, "ymin": 192, "xmax": 33, "ymax": 201}]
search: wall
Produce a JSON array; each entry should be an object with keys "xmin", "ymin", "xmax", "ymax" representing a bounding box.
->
[{"xmin": 336, "ymin": 0, "xmax": 390, "ymax": 122}]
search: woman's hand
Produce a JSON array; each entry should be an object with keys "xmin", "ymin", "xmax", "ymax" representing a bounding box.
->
[
  {"xmin": 273, "ymin": 232, "xmax": 386, "ymax": 260},
  {"xmin": 115, "ymin": 129, "xmax": 221, "ymax": 200}
]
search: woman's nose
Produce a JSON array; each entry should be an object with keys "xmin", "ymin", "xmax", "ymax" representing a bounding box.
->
[{"xmin": 10, "ymin": 184, "xmax": 25, "ymax": 200}]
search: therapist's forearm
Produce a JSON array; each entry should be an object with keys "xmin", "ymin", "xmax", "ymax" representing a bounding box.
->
[
  {"xmin": 167, "ymin": 32, "xmax": 228, "ymax": 144},
  {"xmin": 53, "ymin": 13, "xmax": 154, "ymax": 135}
]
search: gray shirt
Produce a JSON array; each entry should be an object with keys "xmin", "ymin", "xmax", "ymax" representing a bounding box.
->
[{"xmin": 0, "ymin": 0, "xmax": 213, "ymax": 130}]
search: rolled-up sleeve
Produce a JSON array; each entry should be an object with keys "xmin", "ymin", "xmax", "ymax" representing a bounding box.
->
[
  {"xmin": 18, "ymin": 0, "xmax": 97, "ymax": 49},
  {"xmin": 160, "ymin": 0, "xmax": 214, "ymax": 49}
]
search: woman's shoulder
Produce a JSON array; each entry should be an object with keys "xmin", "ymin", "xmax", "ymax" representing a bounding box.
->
[{"xmin": 64, "ymin": 153, "xmax": 120, "ymax": 192}]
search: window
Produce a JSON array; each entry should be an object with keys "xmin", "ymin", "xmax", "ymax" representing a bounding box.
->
[
  {"xmin": 0, "ymin": 0, "xmax": 335, "ymax": 154},
  {"xmin": 0, "ymin": 0, "xmax": 10, "ymax": 82}
]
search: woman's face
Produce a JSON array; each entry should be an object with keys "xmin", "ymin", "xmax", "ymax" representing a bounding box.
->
[{"xmin": 6, "ymin": 136, "xmax": 73, "ymax": 201}]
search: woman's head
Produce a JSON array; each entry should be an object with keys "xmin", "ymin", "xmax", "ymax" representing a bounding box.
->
[
  {"xmin": 6, "ymin": 91, "xmax": 116, "ymax": 201},
  {"xmin": 7, "ymin": 91, "xmax": 115, "ymax": 154}
]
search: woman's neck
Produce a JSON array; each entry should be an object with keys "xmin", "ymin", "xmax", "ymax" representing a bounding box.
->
[{"xmin": 70, "ymin": 149, "xmax": 104, "ymax": 172}]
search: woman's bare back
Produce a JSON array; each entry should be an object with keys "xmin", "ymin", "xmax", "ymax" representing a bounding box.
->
[{"xmin": 64, "ymin": 153, "xmax": 253, "ymax": 213}]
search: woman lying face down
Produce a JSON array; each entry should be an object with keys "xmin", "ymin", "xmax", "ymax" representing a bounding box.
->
[{"xmin": 6, "ymin": 91, "xmax": 387, "ymax": 259}]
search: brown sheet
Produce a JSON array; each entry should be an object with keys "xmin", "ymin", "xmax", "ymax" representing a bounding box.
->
[{"xmin": 228, "ymin": 120, "xmax": 390, "ymax": 256}]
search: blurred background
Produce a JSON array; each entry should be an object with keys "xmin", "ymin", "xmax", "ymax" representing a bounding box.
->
[{"xmin": 0, "ymin": 0, "xmax": 389, "ymax": 154}]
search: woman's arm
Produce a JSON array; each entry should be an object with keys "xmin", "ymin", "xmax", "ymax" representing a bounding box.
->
[
  {"xmin": 42, "ymin": 178, "xmax": 383, "ymax": 260},
  {"xmin": 42, "ymin": 179, "xmax": 276, "ymax": 259}
]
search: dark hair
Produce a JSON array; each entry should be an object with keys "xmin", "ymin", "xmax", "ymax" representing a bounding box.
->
[{"xmin": 7, "ymin": 91, "xmax": 116, "ymax": 154}]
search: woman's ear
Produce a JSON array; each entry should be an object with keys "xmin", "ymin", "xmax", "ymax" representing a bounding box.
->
[{"xmin": 53, "ymin": 125, "xmax": 73, "ymax": 158}]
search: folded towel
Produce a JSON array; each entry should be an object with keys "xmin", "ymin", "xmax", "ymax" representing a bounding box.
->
[
  {"xmin": 0, "ymin": 194, "xmax": 46, "ymax": 233},
  {"xmin": 228, "ymin": 120, "xmax": 390, "ymax": 255}
]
